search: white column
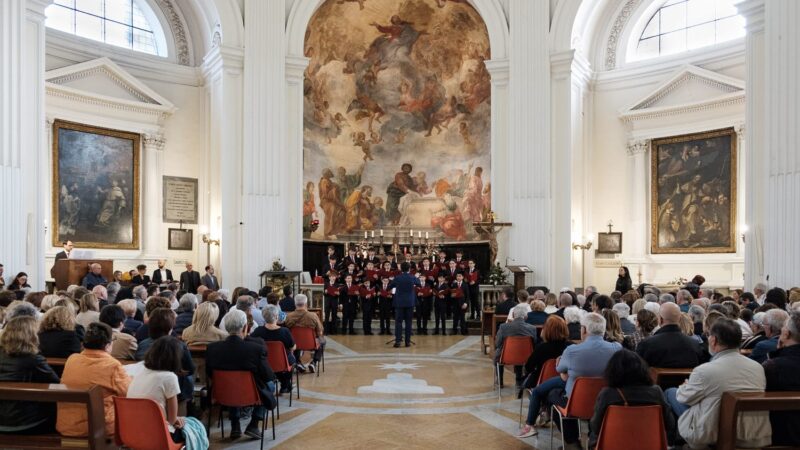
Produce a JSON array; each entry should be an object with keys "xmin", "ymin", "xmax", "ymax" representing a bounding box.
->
[
  {"xmin": 626, "ymin": 140, "xmax": 648, "ymax": 261},
  {"xmin": 506, "ymin": 0, "xmax": 553, "ymax": 287},
  {"xmin": 239, "ymin": 0, "xmax": 288, "ymax": 284},
  {"xmin": 285, "ymin": 55, "xmax": 310, "ymax": 271},
  {"xmin": 202, "ymin": 44, "xmax": 244, "ymax": 287},
  {"xmin": 763, "ymin": 0, "xmax": 800, "ymax": 288},
  {"xmin": 142, "ymin": 133, "xmax": 166, "ymax": 258},
  {"xmin": 484, "ymin": 58, "xmax": 509, "ymax": 264},
  {"xmin": 0, "ymin": 0, "xmax": 49, "ymax": 288},
  {"xmin": 737, "ymin": 0, "xmax": 766, "ymax": 289}
]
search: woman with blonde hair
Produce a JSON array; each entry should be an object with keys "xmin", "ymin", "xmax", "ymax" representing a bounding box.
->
[
  {"xmin": 543, "ymin": 292, "xmax": 558, "ymax": 314},
  {"xmin": 75, "ymin": 293, "xmax": 100, "ymax": 329},
  {"xmin": 180, "ymin": 302, "xmax": 227, "ymax": 345},
  {"xmin": 631, "ymin": 298, "xmax": 648, "ymax": 318},
  {"xmin": 38, "ymin": 306, "xmax": 82, "ymax": 359},
  {"xmin": 39, "ymin": 294, "xmax": 61, "ymax": 312},
  {"xmin": 0, "ymin": 316, "xmax": 60, "ymax": 434},
  {"xmin": 602, "ymin": 309, "xmax": 632, "ymax": 349}
]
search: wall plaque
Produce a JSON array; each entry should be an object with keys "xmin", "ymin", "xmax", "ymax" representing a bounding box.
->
[{"xmin": 163, "ymin": 176, "xmax": 198, "ymax": 224}]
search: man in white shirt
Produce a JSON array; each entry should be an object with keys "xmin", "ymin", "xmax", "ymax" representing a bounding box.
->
[{"xmin": 152, "ymin": 260, "xmax": 173, "ymax": 286}]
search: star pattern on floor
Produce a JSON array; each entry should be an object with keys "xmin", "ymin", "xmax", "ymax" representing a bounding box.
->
[{"xmin": 375, "ymin": 362, "xmax": 422, "ymax": 371}]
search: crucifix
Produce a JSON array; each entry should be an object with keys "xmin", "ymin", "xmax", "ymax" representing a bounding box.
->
[{"xmin": 472, "ymin": 210, "xmax": 512, "ymax": 265}]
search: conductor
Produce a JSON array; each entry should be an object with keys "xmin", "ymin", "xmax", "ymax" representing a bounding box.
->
[{"xmin": 390, "ymin": 262, "xmax": 421, "ymax": 348}]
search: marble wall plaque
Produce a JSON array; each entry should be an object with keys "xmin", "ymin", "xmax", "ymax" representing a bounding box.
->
[{"xmin": 162, "ymin": 176, "xmax": 198, "ymax": 224}]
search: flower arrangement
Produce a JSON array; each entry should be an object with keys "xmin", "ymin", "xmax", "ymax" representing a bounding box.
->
[
  {"xmin": 668, "ymin": 276, "xmax": 688, "ymax": 286},
  {"xmin": 271, "ymin": 257, "xmax": 286, "ymax": 272},
  {"xmin": 486, "ymin": 262, "xmax": 509, "ymax": 286}
]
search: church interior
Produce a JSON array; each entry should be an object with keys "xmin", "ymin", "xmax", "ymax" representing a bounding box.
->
[{"xmin": 1, "ymin": 0, "xmax": 799, "ymax": 449}]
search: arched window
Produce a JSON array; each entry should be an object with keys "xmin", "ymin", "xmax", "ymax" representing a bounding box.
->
[
  {"xmin": 634, "ymin": 0, "xmax": 745, "ymax": 61},
  {"xmin": 45, "ymin": 0, "xmax": 167, "ymax": 57}
]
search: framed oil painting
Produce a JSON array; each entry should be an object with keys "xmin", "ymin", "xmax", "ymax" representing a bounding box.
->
[
  {"xmin": 597, "ymin": 232, "xmax": 622, "ymax": 254},
  {"xmin": 52, "ymin": 120, "xmax": 140, "ymax": 249},
  {"xmin": 167, "ymin": 228, "xmax": 193, "ymax": 251},
  {"xmin": 651, "ymin": 127, "xmax": 737, "ymax": 254}
]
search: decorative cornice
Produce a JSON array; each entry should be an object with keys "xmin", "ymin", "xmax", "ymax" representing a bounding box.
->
[
  {"xmin": 620, "ymin": 93, "xmax": 745, "ymax": 122},
  {"xmin": 605, "ymin": 0, "xmax": 642, "ymax": 70},
  {"xmin": 735, "ymin": 0, "xmax": 765, "ymax": 34},
  {"xmin": 46, "ymin": 84, "xmax": 174, "ymax": 122},
  {"xmin": 484, "ymin": 58, "xmax": 510, "ymax": 85},
  {"xmin": 49, "ymin": 66, "xmax": 158, "ymax": 104},
  {"xmin": 627, "ymin": 140, "xmax": 648, "ymax": 156},
  {"xmin": 550, "ymin": 50, "xmax": 575, "ymax": 81},
  {"xmin": 152, "ymin": 0, "xmax": 191, "ymax": 66},
  {"xmin": 285, "ymin": 55, "xmax": 309, "ymax": 84},
  {"xmin": 635, "ymin": 72, "xmax": 742, "ymax": 110}
]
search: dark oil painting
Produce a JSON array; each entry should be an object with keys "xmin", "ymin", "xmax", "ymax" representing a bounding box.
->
[{"xmin": 52, "ymin": 120, "xmax": 140, "ymax": 249}]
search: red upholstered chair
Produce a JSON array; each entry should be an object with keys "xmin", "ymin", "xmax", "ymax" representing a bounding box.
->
[
  {"xmin": 113, "ymin": 396, "xmax": 184, "ymax": 450},
  {"xmin": 519, "ymin": 358, "xmax": 561, "ymax": 425},
  {"xmin": 549, "ymin": 377, "xmax": 607, "ymax": 450},
  {"xmin": 210, "ymin": 370, "xmax": 275, "ymax": 449},
  {"xmin": 595, "ymin": 405, "xmax": 667, "ymax": 450},
  {"xmin": 266, "ymin": 340, "xmax": 298, "ymax": 417},
  {"xmin": 290, "ymin": 326, "xmax": 324, "ymax": 377},
  {"xmin": 495, "ymin": 336, "xmax": 535, "ymax": 400}
]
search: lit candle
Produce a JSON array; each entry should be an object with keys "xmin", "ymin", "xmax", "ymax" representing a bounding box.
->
[
  {"xmin": 371, "ymin": 230, "xmax": 375, "ymax": 238},
  {"xmin": 409, "ymin": 229, "xmax": 413, "ymax": 237},
  {"xmin": 426, "ymin": 232, "xmax": 429, "ymax": 239},
  {"xmin": 418, "ymin": 231, "xmax": 421, "ymax": 238},
  {"xmin": 380, "ymin": 229, "xmax": 384, "ymax": 237},
  {"xmin": 364, "ymin": 231, "xmax": 368, "ymax": 239}
]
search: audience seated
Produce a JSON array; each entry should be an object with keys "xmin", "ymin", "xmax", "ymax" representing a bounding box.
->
[
  {"xmin": 206, "ymin": 292, "xmax": 229, "ymax": 328},
  {"xmin": 99, "ymin": 305, "xmax": 137, "ymax": 360},
  {"xmin": 665, "ymin": 318, "xmax": 771, "ymax": 449},
  {"xmin": 174, "ymin": 294, "xmax": 197, "ymax": 336},
  {"xmin": 135, "ymin": 308, "xmax": 196, "ymax": 407},
  {"xmin": 494, "ymin": 287, "xmax": 517, "ymax": 316},
  {"xmin": 587, "ymin": 349, "xmax": 676, "ymax": 448},
  {"xmin": 762, "ymin": 310, "xmax": 800, "ymax": 446},
  {"xmin": 117, "ymin": 299, "xmax": 142, "ymax": 335},
  {"xmin": 205, "ymin": 309, "xmax": 276, "ymax": 440},
  {"xmin": 127, "ymin": 336, "xmax": 188, "ymax": 444},
  {"xmin": 135, "ymin": 296, "xmax": 173, "ymax": 342},
  {"xmin": 563, "ymin": 306, "xmax": 582, "ymax": 340},
  {"xmin": 630, "ymin": 309, "xmax": 657, "ymax": 350},
  {"xmin": 0, "ymin": 316, "xmax": 60, "ymax": 434},
  {"xmin": 181, "ymin": 302, "xmax": 227, "ymax": 345},
  {"xmin": 279, "ymin": 286, "xmax": 296, "ymax": 313},
  {"xmin": 57, "ymin": 322, "xmax": 131, "ymax": 438},
  {"xmin": 636, "ymin": 303, "xmax": 705, "ymax": 368},
  {"xmin": 81, "ymin": 264, "xmax": 107, "ymax": 290},
  {"xmin": 92, "ymin": 285, "xmax": 108, "ymax": 309},
  {"xmin": 612, "ymin": 303, "xmax": 635, "ymax": 335},
  {"xmin": 519, "ymin": 315, "xmax": 572, "ymax": 402},
  {"xmin": 750, "ymin": 309, "xmax": 789, "ymax": 363},
  {"xmin": 283, "ymin": 294, "xmax": 325, "ymax": 373},
  {"xmin": 742, "ymin": 311, "xmax": 767, "ymax": 350},
  {"xmin": 251, "ymin": 305, "xmax": 296, "ymax": 393},
  {"xmin": 553, "ymin": 292, "xmax": 573, "ymax": 319},
  {"xmin": 38, "ymin": 305, "xmax": 83, "ymax": 359},
  {"xmin": 495, "ymin": 304, "xmax": 538, "ymax": 387},
  {"xmin": 519, "ymin": 312, "xmax": 621, "ymax": 443},
  {"xmin": 265, "ymin": 293, "xmax": 286, "ymax": 323},
  {"xmin": 525, "ymin": 300, "xmax": 549, "ymax": 326},
  {"xmin": 601, "ymin": 309, "xmax": 633, "ymax": 350},
  {"xmin": 75, "ymin": 293, "xmax": 100, "ymax": 329}
]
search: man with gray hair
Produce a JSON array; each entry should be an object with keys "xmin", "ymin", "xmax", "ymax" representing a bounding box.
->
[
  {"xmin": 643, "ymin": 292, "xmax": 658, "ymax": 303},
  {"xmin": 283, "ymin": 293, "xmax": 325, "ymax": 373},
  {"xmin": 535, "ymin": 313, "xmax": 621, "ymax": 446},
  {"xmin": 81, "ymin": 263, "xmax": 107, "ymax": 290},
  {"xmin": 206, "ymin": 309, "xmax": 276, "ymax": 440},
  {"xmin": 754, "ymin": 282, "xmax": 768, "ymax": 306},
  {"xmin": 553, "ymin": 292, "xmax": 573, "ymax": 319},
  {"xmin": 174, "ymin": 293, "xmax": 197, "ymax": 336},
  {"xmin": 762, "ymin": 310, "xmax": 800, "ymax": 445},
  {"xmin": 676, "ymin": 289, "xmax": 693, "ymax": 312},
  {"xmin": 495, "ymin": 304, "xmax": 538, "ymax": 388},
  {"xmin": 659, "ymin": 293, "xmax": 676, "ymax": 304},
  {"xmin": 235, "ymin": 294, "xmax": 264, "ymax": 327},
  {"xmin": 106, "ymin": 281, "xmax": 120, "ymax": 305},
  {"xmin": 750, "ymin": 308, "xmax": 790, "ymax": 363},
  {"xmin": 612, "ymin": 302, "xmax": 635, "ymax": 335}
]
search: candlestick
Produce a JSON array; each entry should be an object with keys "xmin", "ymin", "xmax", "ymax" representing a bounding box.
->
[
  {"xmin": 418, "ymin": 231, "xmax": 421, "ymax": 238},
  {"xmin": 426, "ymin": 232, "xmax": 429, "ymax": 239},
  {"xmin": 371, "ymin": 230, "xmax": 375, "ymax": 238},
  {"xmin": 409, "ymin": 229, "xmax": 413, "ymax": 237},
  {"xmin": 364, "ymin": 231, "xmax": 368, "ymax": 239},
  {"xmin": 380, "ymin": 229, "xmax": 384, "ymax": 237}
]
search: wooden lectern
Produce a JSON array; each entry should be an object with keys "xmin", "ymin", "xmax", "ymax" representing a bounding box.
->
[
  {"xmin": 506, "ymin": 265, "xmax": 533, "ymax": 293},
  {"xmin": 52, "ymin": 259, "xmax": 114, "ymax": 291}
]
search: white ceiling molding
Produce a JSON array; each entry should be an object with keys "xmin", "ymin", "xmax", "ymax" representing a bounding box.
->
[
  {"xmin": 46, "ymin": 57, "xmax": 177, "ymax": 124},
  {"xmin": 152, "ymin": 0, "xmax": 192, "ymax": 66},
  {"xmin": 620, "ymin": 65, "xmax": 744, "ymax": 123},
  {"xmin": 604, "ymin": 0, "xmax": 642, "ymax": 70}
]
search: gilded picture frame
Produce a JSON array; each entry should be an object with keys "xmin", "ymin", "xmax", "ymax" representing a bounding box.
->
[
  {"xmin": 650, "ymin": 127, "xmax": 737, "ymax": 254},
  {"xmin": 52, "ymin": 120, "xmax": 141, "ymax": 249}
]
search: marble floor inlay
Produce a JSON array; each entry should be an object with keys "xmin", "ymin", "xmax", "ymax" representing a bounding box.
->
[{"xmin": 209, "ymin": 335, "xmax": 561, "ymax": 449}]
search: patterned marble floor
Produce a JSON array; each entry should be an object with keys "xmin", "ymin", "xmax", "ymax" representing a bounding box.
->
[{"xmin": 208, "ymin": 334, "xmax": 562, "ymax": 449}]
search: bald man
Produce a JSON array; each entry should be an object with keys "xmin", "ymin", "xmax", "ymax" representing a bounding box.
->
[
  {"xmin": 636, "ymin": 302, "xmax": 706, "ymax": 369},
  {"xmin": 81, "ymin": 263, "xmax": 107, "ymax": 290}
]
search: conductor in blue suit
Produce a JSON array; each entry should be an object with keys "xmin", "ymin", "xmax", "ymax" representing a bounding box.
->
[{"xmin": 390, "ymin": 262, "xmax": 421, "ymax": 348}]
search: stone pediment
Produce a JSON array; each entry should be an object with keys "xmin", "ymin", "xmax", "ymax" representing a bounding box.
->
[
  {"xmin": 620, "ymin": 65, "xmax": 744, "ymax": 122},
  {"xmin": 45, "ymin": 57, "xmax": 176, "ymax": 115}
]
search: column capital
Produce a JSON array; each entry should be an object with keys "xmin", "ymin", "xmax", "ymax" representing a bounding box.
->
[
  {"xmin": 735, "ymin": 0, "xmax": 765, "ymax": 34},
  {"xmin": 734, "ymin": 122, "xmax": 746, "ymax": 135},
  {"xmin": 26, "ymin": 0, "xmax": 52, "ymax": 18},
  {"xmin": 550, "ymin": 50, "xmax": 575, "ymax": 81},
  {"xmin": 202, "ymin": 45, "xmax": 244, "ymax": 80},
  {"xmin": 285, "ymin": 55, "xmax": 310, "ymax": 85},
  {"xmin": 143, "ymin": 133, "xmax": 166, "ymax": 151},
  {"xmin": 626, "ymin": 140, "xmax": 649, "ymax": 156},
  {"xmin": 485, "ymin": 58, "xmax": 510, "ymax": 86}
]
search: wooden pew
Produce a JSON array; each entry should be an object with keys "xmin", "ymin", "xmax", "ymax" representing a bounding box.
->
[
  {"xmin": 481, "ymin": 309, "xmax": 494, "ymax": 354},
  {"xmin": 717, "ymin": 391, "xmax": 800, "ymax": 450},
  {"xmin": 0, "ymin": 382, "xmax": 112, "ymax": 450},
  {"xmin": 650, "ymin": 367, "xmax": 693, "ymax": 389}
]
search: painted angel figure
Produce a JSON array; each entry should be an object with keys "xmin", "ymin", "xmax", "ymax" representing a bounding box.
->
[{"xmin": 95, "ymin": 180, "xmax": 126, "ymax": 227}]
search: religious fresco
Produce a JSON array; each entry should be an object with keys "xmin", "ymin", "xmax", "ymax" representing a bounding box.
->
[
  {"xmin": 52, "ymin": 120, "xmax": 140, "ymax": 249},
  {"xmin": 651, "ymin": 128, "xmax": 737, "ymax": 254},
  {"xmin": 303, "ymin": 0, "xmax": 491, "ymax": 242}
]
